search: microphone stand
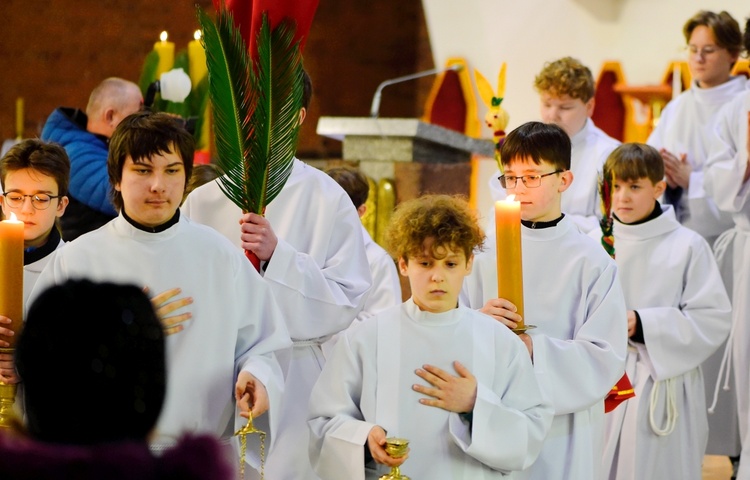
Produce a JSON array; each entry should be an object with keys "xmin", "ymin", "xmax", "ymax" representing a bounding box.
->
[{"xmin": 369, "ymin": 64, "xmax": 462, "ymax": 118}]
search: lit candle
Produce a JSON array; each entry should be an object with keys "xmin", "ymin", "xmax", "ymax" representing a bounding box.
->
[
  {"xmin": 0, "ymin": 213, "xmax": 24, "ymax": 347},
  {"xmin": 15, "ymin": 97, "xmax": 24, "ymax": 140},
  {"xmin": 188, "ymin": 30, "xmax": 208, "ymax": 88},
  {"xmin": 495, "ymin": 195, "xmax": 524, "ymax": 328},
  {"xmin": 153, "ymin": 31, "xmax": 175, "ymax": 78}
]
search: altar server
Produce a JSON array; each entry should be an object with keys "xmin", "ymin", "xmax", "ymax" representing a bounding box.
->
[
  {"xmin": 30, "ymin": 112, "xmax": 290, "ymax": 473},
  {"xmin": 309, "ymin": 194, "xmax": 552, "ymax": 480},
  {"xmin": 461, "ymin": 122, "xmax": 627, "ymax": 480},
  {"xmin": 597, "ymin": 144, "xmax": 731, "ymax": 480},
  {"xmin": 181, "ymin": 71, "xmax": 371, "ymax": 480}
]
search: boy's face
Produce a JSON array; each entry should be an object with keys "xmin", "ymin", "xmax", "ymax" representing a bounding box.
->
[
  {"xmin": 613, "ymin": 177, "xmax": 666, "ymax": 224},
  {"xmin": 114, "ymin": 149, "xmax": 186, "ymax": 228},
  {"xmin": 688, "ymin": 25, "xmax": 738, "ymax": 89},
  {"xmin": 503, "ymin": 157, "xmax": 572, "ymax": 223},
  {"xmin": 0, "ymin": 168, "xmax": 68, "ymax": 248},
  {"xmin": 539, "ymin": 92, "xmax": 593, "ymax": 138},
  {"xmin": 398, "ymin": 238, "xmax": 473, "ymax": 314}
]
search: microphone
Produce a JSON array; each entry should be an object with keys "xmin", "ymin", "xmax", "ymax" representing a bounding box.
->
[{"xmin": 369, "ymin": 64, "xmax": 463, "ymax": 118}]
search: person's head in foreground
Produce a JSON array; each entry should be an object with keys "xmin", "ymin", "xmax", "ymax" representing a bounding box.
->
[{"xmin": 385, "ymin": 195, "xmax": 484, "ymax": 313}]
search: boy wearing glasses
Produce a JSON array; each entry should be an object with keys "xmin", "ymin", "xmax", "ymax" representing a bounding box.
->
[
  {"xmin": 0, "ymin": 139, "xmax": 70, "ymax": 385},
  {"xmin": 647, "ymin": 10, "xmax": 744, "ymax": 245},
  {"xmin": 485, "ymin": 57, "xmax": 619, "ymax": 234},
  {"xmin": 461, "ymin": 122, "xmax": 627, "ymax": 480}
]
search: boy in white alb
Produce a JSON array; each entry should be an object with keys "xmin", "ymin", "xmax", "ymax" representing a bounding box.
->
[
  {"xmin": 30, "ymin": 112, "xmax": 291, "ymax": 474},
  {"xmin": 461, "ymin": 122, "xmax": 627, "ymax": 480},
  {"xmin": 597, "ymin": 143, "xmax": 731, "ymax": 480},
  {"xmin": 486, "ymin": 57, "xmax": 619, "ymax": 234},
  {"xmin": 647, "ymin": 10, "xmax": 744, "ymax": 245},
  {"xmin": 181, "ymin": 71, "xmax": 371, "ymax": 480},
  {"xmin": 309, "ymin": 194, "xmax": 552, "ymax": 480}
]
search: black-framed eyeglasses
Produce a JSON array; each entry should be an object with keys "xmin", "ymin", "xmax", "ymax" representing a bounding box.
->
[
  {"xmin": 498, "ymin": 170, "xmax": 564, "ymax": 189},
  {"xmin": 1, "ymin": 192, "xmax": 62, "ymax": 210}
]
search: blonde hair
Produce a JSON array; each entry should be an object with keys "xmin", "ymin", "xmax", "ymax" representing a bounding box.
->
[{"xmin": 534, "ymin": 57, "xmax": 595, "ymax": 102}]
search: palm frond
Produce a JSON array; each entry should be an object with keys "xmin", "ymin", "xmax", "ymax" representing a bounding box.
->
[
  {"xmin": 246, "ymin": 15, "xmax": 302, "ymax": 211},
  {"xmin": 198, "ymin": 6, "xmax": 256, "ymax": 212},
  {"xmin": 138, "ymin": 51, "xmax": 160, "ymax": 97}
]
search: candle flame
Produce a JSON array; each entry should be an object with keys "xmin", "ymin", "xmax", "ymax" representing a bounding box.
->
[
  {"xmin": 9, "ymin": 212, "xmax": 19, "ymax": 222},
  {"xmin": 506, "ymin": 194, "xmax": 516, "ymax": 202},
  {"xmin": 160, "ymin": 31, "xmax": 168, "ymax": 42},
  {"xmin": 194, "ymin": 30, "xmax": 202, "ymax": 41}
]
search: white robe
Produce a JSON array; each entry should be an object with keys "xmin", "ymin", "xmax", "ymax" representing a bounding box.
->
[
  {"xmin": 647, "ymin": 76, "xmax": 745, "ymax": 242},
  {"xmin": 360, "ymin": 225, "xmax": 401, "ymax": 321},
  {"xmin": 485, "ymin": 119, "xmax": 619, "ymax": 235},
  {"xmin": 29, "ymin": 215, "xmax": 291, "ymax": 469},
  {"xmin": 595, "ymin": 206, "xmax": 731, "ymax": 480},
  {"xmin": 460, "ymin": 215, "xmax": 628, "ymax": 480},
  {"xmin": 23, "ymin": 237, "xmax": 64, "ymax": 307},
  {"xmin": 308, "ymin": 299, "xmax": 553, "ymax": 480},
  {"xmin": 705, "ymin": 88, "xmax": 750, "ymax": 480},
  {"xmin": 182, "ymin": 158, "xmax": 371, "ymax": 480}
]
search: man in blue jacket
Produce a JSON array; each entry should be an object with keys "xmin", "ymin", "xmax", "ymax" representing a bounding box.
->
[{"xmin": 41, "ymin": 77, "xmax": 142, "ymax": 240}]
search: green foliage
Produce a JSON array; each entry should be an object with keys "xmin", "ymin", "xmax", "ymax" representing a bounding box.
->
[
  {"xmin": 198, "ymin": 6, "xmax": 302, "ymax": 214},
  {"xmin": 138, "ymin": 51, "xmax": 160, "ymax": 96}
]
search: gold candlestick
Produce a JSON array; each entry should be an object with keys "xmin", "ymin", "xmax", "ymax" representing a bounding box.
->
[
  {"xmin": 234, "ymin": 413, "xmax": 266, "ymax": 480},
  {"xmin": 379, "ymin": 437, "xmax": 410, "ymax": 480}
]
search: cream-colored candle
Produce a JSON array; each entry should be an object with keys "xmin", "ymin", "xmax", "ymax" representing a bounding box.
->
[
  {"xmin": 0, "ymin": 213, "xmax": 24, "ymax": 346},
  {"xmin": 153, "ymin": 31, "xmax": 175, "ymax": 78},
  {"xmin": 495, "ymin": 195, "xmax": 524, "ymax": 327}
]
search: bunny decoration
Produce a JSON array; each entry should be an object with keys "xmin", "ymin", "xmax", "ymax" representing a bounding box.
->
[{"xmin": 475, "ymin": 63, "xmax": 509, "ymax": 172}]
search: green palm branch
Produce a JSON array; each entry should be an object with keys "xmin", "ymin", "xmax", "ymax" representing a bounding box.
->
[{"xmin": 198, "ymin": 6, "xmax": 302, "ymax": 215}]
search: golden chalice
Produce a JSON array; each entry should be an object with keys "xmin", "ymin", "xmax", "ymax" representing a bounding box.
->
[{"xmin": 379, "ymin": 437, "xmax": 410, "ymax": 480}]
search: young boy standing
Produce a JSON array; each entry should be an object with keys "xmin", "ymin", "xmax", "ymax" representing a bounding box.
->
[
  {"xmin": 0, "ymin": 139, "xmax": 70, "ymax": 385},
  {"xmin": 309, "ymin": 195, "xmax": 552, "ymax": 480},
  {"xmin": 597, "ymin": 144, "xmax": 731, "ymax": 480},
  {"xmin": 30, "ymin": 111, "xmax": 291, "ymax": 472},
  {"xmin": 486, "ymin": 58, "xmax": 619, "ymax": 234},
  {"xmin": 461, "ymin": 122, "xmax": 627, "ymax": 480}
]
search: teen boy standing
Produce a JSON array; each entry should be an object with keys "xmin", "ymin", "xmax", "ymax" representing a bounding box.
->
[
  {"xmin": 309, "ymin": 195, "xmax": 552, "ymax": 480},
  {"xmin": 597, "ymin": 144, "xmax": 731, "ymax": 480},
  {"xmin": 461, "ymin": 122, "xmax": 627, "ymax": 480},
  {"xmin": 30, "ymin": 111, "xmax": 291, "ymax": 472}
]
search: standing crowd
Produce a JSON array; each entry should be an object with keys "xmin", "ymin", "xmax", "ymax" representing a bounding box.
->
[{"xmin": 1, "ymin": 8, "xmax": 750, "ymax": 480}]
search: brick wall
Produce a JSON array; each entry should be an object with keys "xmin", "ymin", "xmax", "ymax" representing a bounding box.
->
[{"xmin": 0, "ymin": 0, "xmax": 432, "ymax": 159}]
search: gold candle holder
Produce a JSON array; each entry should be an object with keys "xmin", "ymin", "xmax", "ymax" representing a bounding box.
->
[
  {"xmin": 379, "ymin": 437, "xmax": 410, "ymax": 480},
  {"xmin": 234, "ymin": 413, "xmax": 266, "ymax": 480},
  {"xmin": 0, "ymin": 349, "xmax": 19, "ymax": 428}
]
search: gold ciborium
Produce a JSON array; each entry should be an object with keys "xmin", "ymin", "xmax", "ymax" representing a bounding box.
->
[
  {"xmin": 234, "ymin": 412, "xmax": 266, "ymax": 480},
  {"xmin": 379, "ymin": 437, "xmax": 410, "ymax": 480}
]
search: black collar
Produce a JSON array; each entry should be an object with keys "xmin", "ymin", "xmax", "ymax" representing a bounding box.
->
[
  {"xmin": 122, "ymin": 208, "xmax": 180, "ymax": 233},
  {"xmin": 521, "ymin": 214, "xmax": 565, "ymax": 229},
  {"xmin": 614, "ymin": 200, "xmax": 662, "ymax": 225},
  {"xmin": 24, "ymin": 228, "xmax": 61, "ymax": 265}
]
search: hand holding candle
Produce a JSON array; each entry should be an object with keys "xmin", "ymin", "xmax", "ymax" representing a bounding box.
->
[{"xmin": 495, "ymin": 196, "xmax": 525, "ymax": 330}]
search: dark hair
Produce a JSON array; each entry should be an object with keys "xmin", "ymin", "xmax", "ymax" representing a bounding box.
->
[
  {"xmin": 326, "ymin": 165, "xmax": 369, "ymax": 208},
  {"xmin": 745, "ymin": 17, "xmax": 750, "ymax": 54},
  {"xmin": 302, "ymin": 69, "xmax": 313, "ymax": 111},
  {"xmin": 0, "ymin": 139, "xmax": 70, "ymax": 197},
  {"xmin": 108, "ymin": 111, "xmax": 194, "ymax": 211},
  {"xmin": 604, "ymin": 143, "xmax": 664, "ymax": 184},
  {"xmin": 683, "ymin": 11, "xmax": 742, "ymax": 58},
  {"xmin": 500, "ymin": 121, "xmax": 571, "ymax": 172},
  {"xmin": 385, "ymin": 194, "xmax": 484, "ymax": 262},
  {"xmin": 17, "ymin": 279, "xmax": 166, "ymax": 445}
]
